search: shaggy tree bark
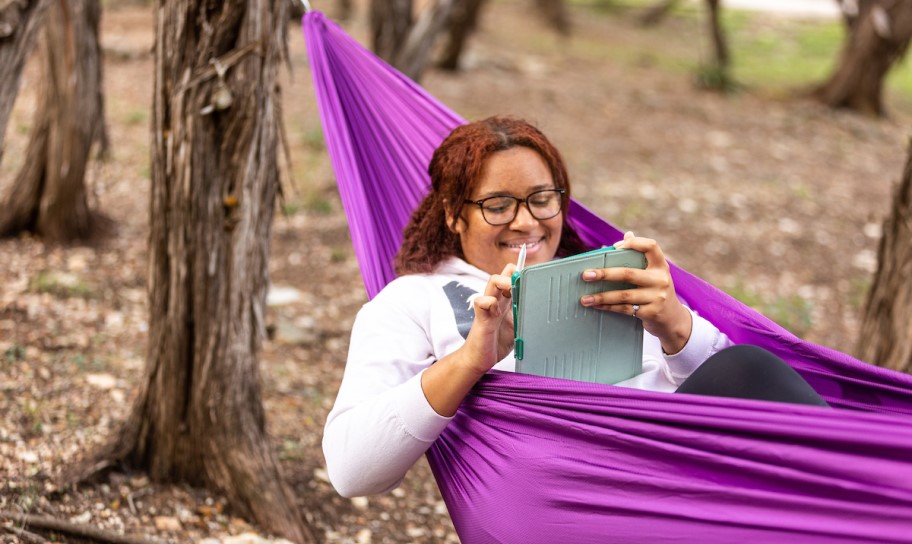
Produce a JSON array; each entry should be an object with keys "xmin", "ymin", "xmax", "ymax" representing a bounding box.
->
[
  {"xmin": 394, "ymin": 0, "xmax": 454, "ymax": 81},
  {"xmin": 370, "ymin": 0, "xmax": 454, "ymax": 82},
  {"xmin": 815, "ymin": 1, "xmax": 912, "ymax": 115},
  {"xmin": 856, "ymin": 139, "xmax": 912, "ymax": 374},
  {"xmin": 437, "ymin": 0, "xmax": 485, "ymax": 71},
  {"xmin": 0, "ymin": 0, "xmax": 106, "ymax": 242},
  {"xmin": 73, "ymin": 1, "xmax": 315, "ymax": 541},
  {"xmin": 370, "ymin": 0, "xmax": 412, "ymax": 63},
  {"xmin": 291, "ymin": 0, "xmax": 352, "ymax": 21},
  {"xmin": 0, "ymin": 0, "xmax": 52, "ymax": 163}
]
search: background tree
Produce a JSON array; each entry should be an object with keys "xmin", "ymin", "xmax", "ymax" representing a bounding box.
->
[
  {"xmin": 857, "ymin": 139, "xmax": 912, "ymax": 374},
  {"xmin": 639, "ymin": 0, "xmax": 678, "ymax": 27},
  {"xmin": 290, "ymin": 0, "xmax": 351, "ymax": 22},
  {"xmin": 370, "ymin": 0, "xmax": 454, "ymax": 82},
  {"xmin": 636, "ymin": 0, "xmax": 731, "ymax": 91},
  {"xmin": 72, "ymin": 0, "xmax": 315, "ymax": 541},
  {"xmin": 0, "ymin": 0, "xmax": 51, "ymax": 163},
  {"xmin": 815, "ymin": 0, "xmax": 912, "ymax": 115},
  {"xmin": 437, "ymin": 0, "xmax": 485, "ymax": 71},
  {"xmin": 535, "ymin": 0, "xmax": 570, "ymax": 36},
  {"xmin": 0, "ymin": 0, "xmax": 107, "ymax": 242},
  {"xmin": 371, "ymin": 0, "xmax": 413, "ymax": 63},
  {"xmin": 695, "ymin": 0, "xmax": 731, "ymax": 90}
]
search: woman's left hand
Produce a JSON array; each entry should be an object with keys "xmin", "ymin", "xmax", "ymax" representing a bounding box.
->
[{"xmin": 579, "ymin": 232, "xmax": 693, "ymax": 355}]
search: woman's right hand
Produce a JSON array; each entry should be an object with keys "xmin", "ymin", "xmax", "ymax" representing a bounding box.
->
[{"xmin": 459, "ymin": 263, "xmax": 517, "ymax": 377}]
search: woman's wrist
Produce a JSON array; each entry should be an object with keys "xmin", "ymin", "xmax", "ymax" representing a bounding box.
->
[
  {"xmin": 420, "ymin": 348, "xmax": 489, "ymax": 417},
  {"xmin": 657, "ymin": 305, "xmax": 693, "ymax": 356}
]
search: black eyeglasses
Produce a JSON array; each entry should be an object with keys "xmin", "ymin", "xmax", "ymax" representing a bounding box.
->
[{"xmin": 463, "ymin": 188, "xmax": 565, "ymax": 226}]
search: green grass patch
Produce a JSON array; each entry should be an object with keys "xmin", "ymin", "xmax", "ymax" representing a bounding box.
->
[
  {"xmin": 847, "ymin": 275, "xmax": 871, "ymax": 311},
  {"xmin": 281, "ymin": 190, "xmax": 335, "ymax": 216},
  {"xmin": 727, "ymin": 17, "xmax": 844, "ymax": 90},
  {"xmin": 568, "ymin": 0, "xmax": 912, "ymax": 107},
  {"xmin": 279, "ymin": 439, "xmax": 308, "ymax": 461},
  {"xmin": 330, "ymin": 245, "xmax": 349, "ymax": 263},
  {"xmin": 725, "ymin": 280, "xmax": 814, "ymax": 338},
  {"xmin": 299, "ymin": 127, "xmax": 326, "ymax": 151},
  {"xmin": 30, "ymin": 271, "xmax": 98, "ymax": 299},
  {"xmin": 22, "ymin": 399, "xmax": 44, "ymax": 434},
  {"xmin": 723, "ymin": 9, "xmax": 912, "ymax": 106},
  {"xmin": 307, "ymin": 193, "xmax": 335, "ymax": 214},
  {"xmin": 124, "ymin": 109, "xmax": 147, "ymax": 126},
  {"xmin": 4, "ymin": 344, "xmax": 26, "ymax": 363}
]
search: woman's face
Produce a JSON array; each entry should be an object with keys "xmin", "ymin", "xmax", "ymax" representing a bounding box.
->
[{"xmin": 451, "ymin": 147, "xmax": 563, "ymax": 275}]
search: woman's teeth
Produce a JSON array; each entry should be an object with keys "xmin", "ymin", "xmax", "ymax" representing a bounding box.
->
[{"xmin": 505, "ymin": 239, "xmax": 540, "ymax": 249}]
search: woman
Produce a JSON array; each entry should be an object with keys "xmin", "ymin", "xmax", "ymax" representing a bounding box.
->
[{"xmin": 322, "ymin": 116, "xmax": 824, "ymax": 498}]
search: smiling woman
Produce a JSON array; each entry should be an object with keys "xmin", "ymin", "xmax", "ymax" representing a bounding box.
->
[{"xmin": 321, "ymin": 116, "xmax": 827, "ymax": 500}]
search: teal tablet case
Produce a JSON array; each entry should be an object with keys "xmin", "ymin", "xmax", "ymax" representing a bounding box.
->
[{"xmin": 512, "ymin": 248, "xmax": 647, "ymax": 385}]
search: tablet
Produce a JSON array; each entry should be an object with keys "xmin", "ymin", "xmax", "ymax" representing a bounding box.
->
[{"xmin": 511, "ymin": 247, "xmax": 647, "ymax": 385}]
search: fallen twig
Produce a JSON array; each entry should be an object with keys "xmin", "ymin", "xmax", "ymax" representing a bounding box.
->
[
  {"xmin": 0, "ymin": 510, "xmax": 157, "ymax": 544},
  {"xmin": 3, "ymin": 523, "xmax": 50, "ymax": 544}
]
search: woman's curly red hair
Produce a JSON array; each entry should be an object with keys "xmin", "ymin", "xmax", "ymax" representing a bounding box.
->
[{"xmin": 394, "ymin": 116, "xmax": 590, "ymax": 275}]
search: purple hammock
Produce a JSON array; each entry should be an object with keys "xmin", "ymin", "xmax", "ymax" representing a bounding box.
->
[{"xmin": 302, "ymin": 12, "xmax": 912, "ymax": 543}]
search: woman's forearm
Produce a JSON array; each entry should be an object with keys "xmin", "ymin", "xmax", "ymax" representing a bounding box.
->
[{"xmin": 421, "ymin": 349, "xmax": 488, "ymax": 417}]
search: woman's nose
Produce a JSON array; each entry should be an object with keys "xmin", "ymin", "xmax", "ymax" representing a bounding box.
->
[{"xmin": 510, "ymin": 201, "xmax": 538, "ymax": 228}]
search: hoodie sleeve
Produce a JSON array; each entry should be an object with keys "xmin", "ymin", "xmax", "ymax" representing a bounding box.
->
[
  {"xmin": 322, "ymin": 279, "xmax": 453, "ymax": 497},
  {"xmin": 661, "ymin": 308, "xmax": 734, "ymax": 385}
]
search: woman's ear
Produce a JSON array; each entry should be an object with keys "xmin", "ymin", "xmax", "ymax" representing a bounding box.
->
[
  {"xmin": 444, "ymin": 199, "xmax": 465, "ymax": 234},
  {"xmin": 445, "ymin": 211, "xmax": 465, "ymax": 234}
]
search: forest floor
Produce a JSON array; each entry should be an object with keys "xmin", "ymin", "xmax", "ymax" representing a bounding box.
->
[{"xmin": 1, "ymin": 0, "xmax": 911, "ymax": 543}]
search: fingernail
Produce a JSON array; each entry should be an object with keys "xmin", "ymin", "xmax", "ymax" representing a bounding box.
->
[
  {"xmin": 581, "ymin": 296, "xmax": 594, "ymax": 305},
  {"xmin": 582, "ymin": 270, "xmax": 596, "ymax": 280}
]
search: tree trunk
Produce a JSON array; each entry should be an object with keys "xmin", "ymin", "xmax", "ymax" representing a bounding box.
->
[
  {"xmin": 814, "ymin": 1, "xmax": 912, "ymax": 116},
  {"xmin": 856, "ymin": 139, "xmax": 912, "ymax": 374},
  {"xmin": 535, "ymin": 0, "xmax": 570, "ymax": 36},
  {"xmin": 695, "ymin": 0, "xmax": 733, "ymax": 91},
  {"xmin": 437, "ymin": 0, "xmax": 485, "ymax": 71},
  {"xmin": 706, "ymin": 0, "xmax": 729, "ymax": 71},
  {"xmin": 72, "ymin": 0, "xmax": 315, "ymax": 541},
  {"xmin": 370, "ymin": 0, "xmax": 412, "ymax": 63},
  {"xmin": 394, "ymin": 0, "xmax": 454, "ymax": 82},
  {"xmin": 0, "ymin": 0, "xmax": 52, "ymax": 164},
  {"xmin": 838, "ymin": 0, "xmax": 858, "ymax": 29},
  {"xmin": 336, "ymin": 0, "xmax": 352, "ymax": 21},
  {"xmin": 0, "ymin": 0, "xmax": 105, "ymax": 242}
]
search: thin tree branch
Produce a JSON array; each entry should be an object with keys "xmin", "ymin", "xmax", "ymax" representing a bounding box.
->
[
  {"xmin": 2, "ymin": 524, "xmax": 50, "ymax": 544},
  {"xmin": 0, "ymin": 510, "xmax": 158, "ymax": 544}
]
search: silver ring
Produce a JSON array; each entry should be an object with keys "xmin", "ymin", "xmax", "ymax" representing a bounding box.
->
[{"xmin": 632, "ymin": 304, "xmax": 640, "ymax": 318}]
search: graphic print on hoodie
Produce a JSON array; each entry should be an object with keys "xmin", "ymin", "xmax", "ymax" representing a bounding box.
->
[{"xmin": 442, "ymin": 281, "xmax": 478, "ymax": 340}]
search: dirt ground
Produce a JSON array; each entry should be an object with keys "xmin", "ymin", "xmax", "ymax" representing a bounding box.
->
[{"xmin": 1, "ymin": 0, "xmax": 910, "ymax": 542}]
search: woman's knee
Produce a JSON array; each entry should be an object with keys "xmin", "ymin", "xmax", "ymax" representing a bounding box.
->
[{"xmin": 676, "ymin": 345, "xmax": 828, "ymax": 407}]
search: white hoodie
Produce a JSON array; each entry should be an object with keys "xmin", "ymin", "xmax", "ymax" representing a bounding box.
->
[{"xmin": 322, "ymin": 257, "xmax": 732, "ymax": 497}]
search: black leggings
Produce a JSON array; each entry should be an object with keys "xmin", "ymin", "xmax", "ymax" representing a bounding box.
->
[{"xmin": 675, "ymin": 345, "xmax": 828, "ymax": 407}]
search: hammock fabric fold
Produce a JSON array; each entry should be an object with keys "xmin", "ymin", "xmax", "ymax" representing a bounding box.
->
[{"xmin": 302, "ymin": 12, "xmax": 912, "ymax": 543}]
